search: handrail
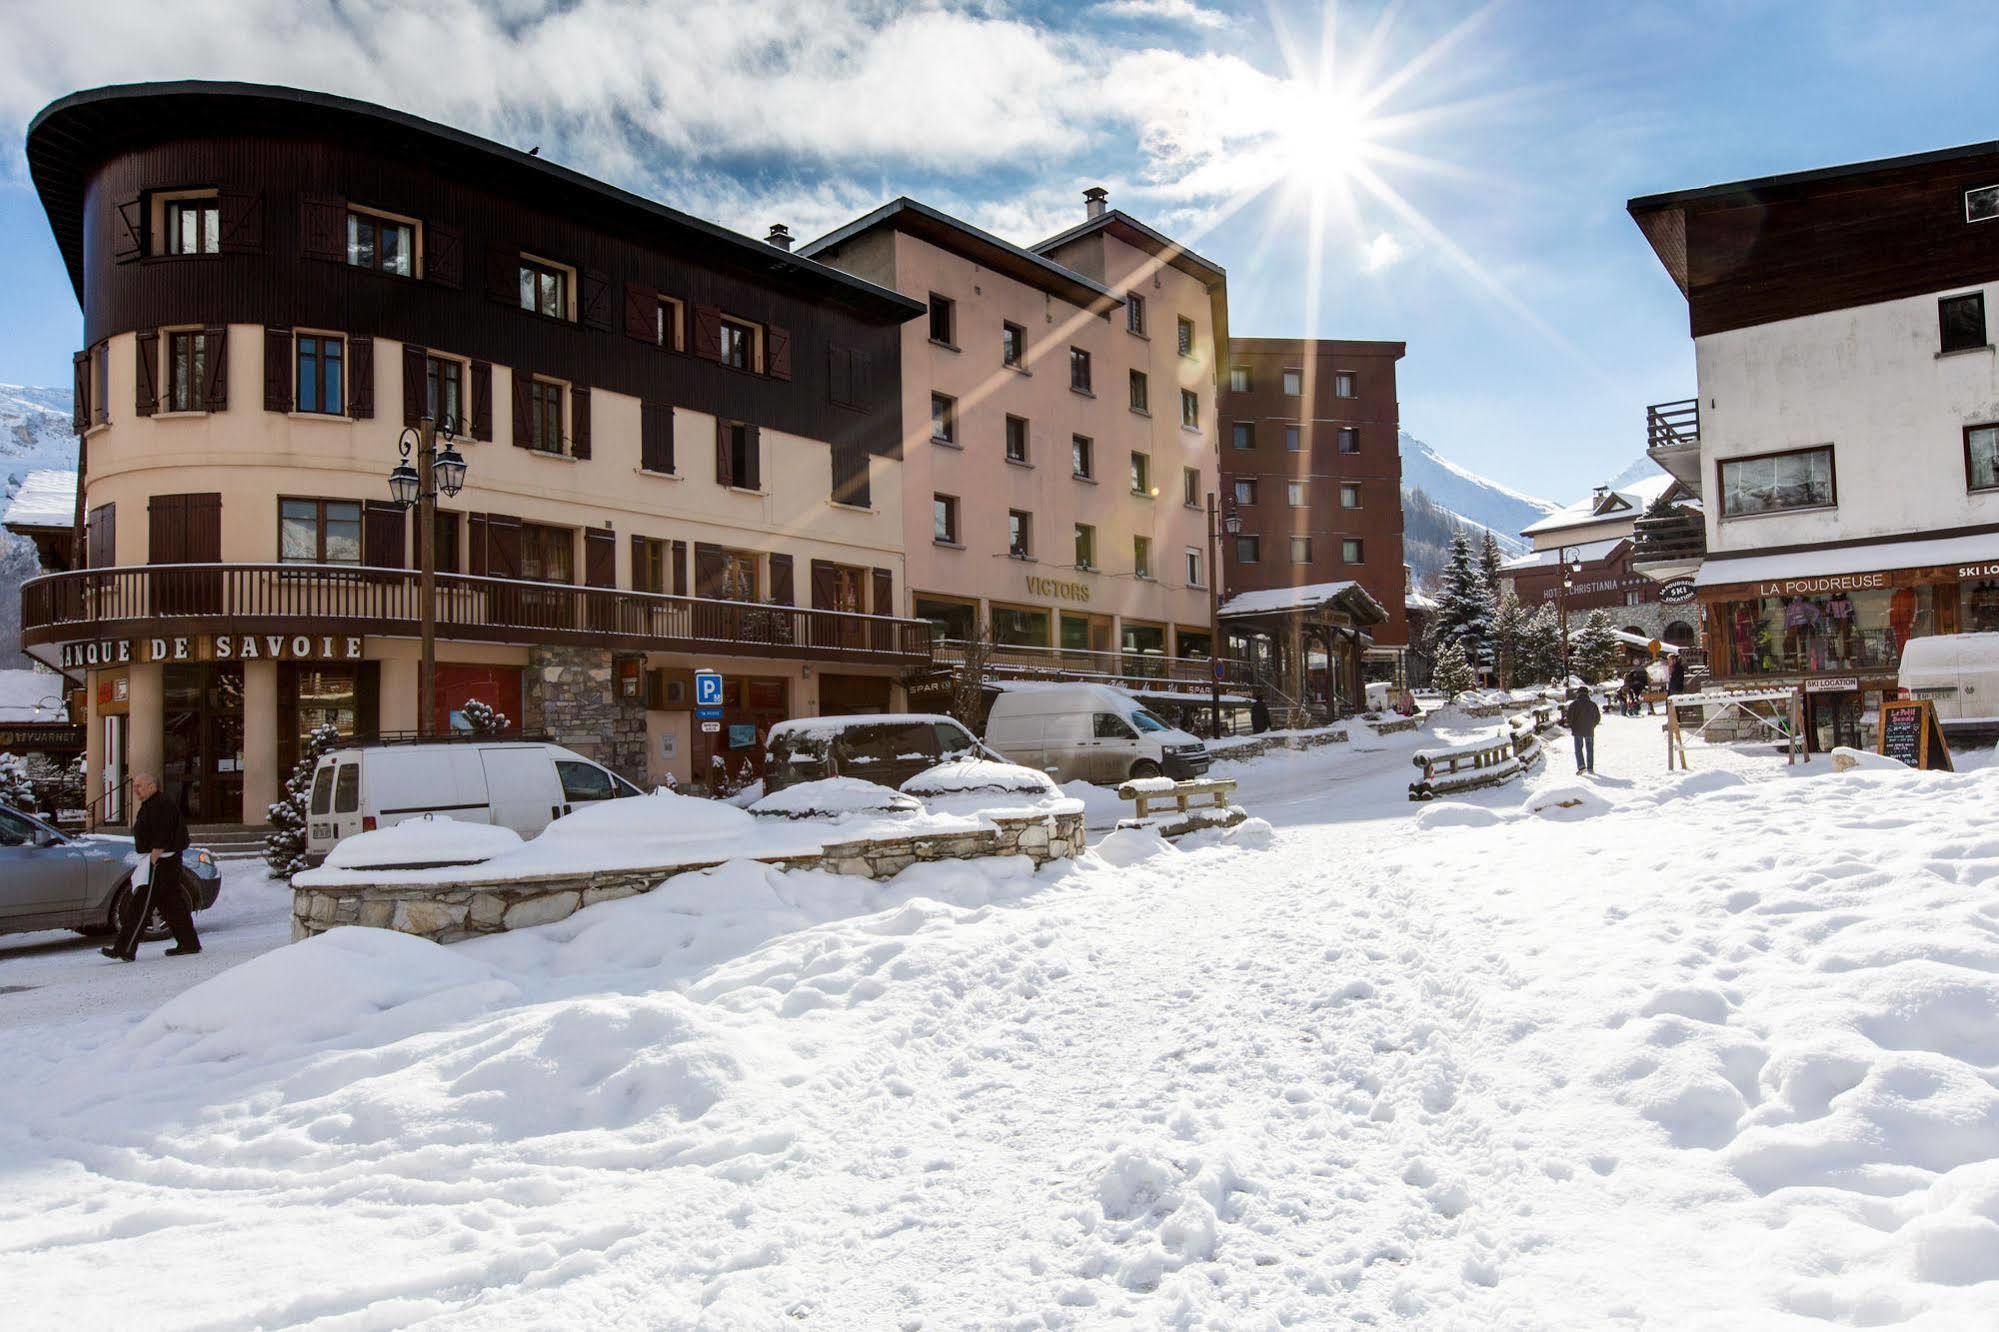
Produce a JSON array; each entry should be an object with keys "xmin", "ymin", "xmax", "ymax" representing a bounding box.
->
[
  {"xmin": 1646, "ymin": 398, "xmax": 1700, "ymax": 452},
  {"xmin": 932, "ymin": 637, "xmax": 1259, "ymax": 689}
]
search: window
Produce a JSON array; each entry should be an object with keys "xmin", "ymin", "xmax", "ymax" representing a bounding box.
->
[
  {"xmin": 1282, "ymin": 369, "xmax": 1303, "ymax": 395},
  {"xmin": 1130, "ymin": 451, "xmax": 1152, "ymax": 495},
  {"xmin": 1072, "ymin": 434, "xmax": 1094, "ymax": 478},
  {"xmin": 718, "ymin": 319, "xmax": 755, "ymax": 371},
  {"xmin": 656, "ymin": 298, "xmax": 684, "ymax": 351},
  {"xmin": 1940, "ymin": 293, "xmax": 1987, "ymax": 354},
  {"xmin": 1181, "ymin": 389, "xmax": 1199, "ymax": 428},
  {"xmin": 1342, "ymin": 538, "xmax": 1365, "ymax": 564},
  {"xmin": 1183, "ymin": 466, "xmax": 1200, "ymax": 508},
  {"xmin": 1971, "ymin": 184, "xmax": 1999, "ymax": 223},
  {"xmin": 556, "ymin": 761, "xmax": 617, "ymax": 804},
  {"xmin": 933, "ymin": 493, "xmax": 960, "ymax": 544},
  {"xmin": 1719, "ymin": 446, "xmax": 1836, "ymax": 517},
  {"xmin": 1289, "ymin": 481, "xmax": 1308, "ymax": 507},
  {"xmin": 279, "ymin": 498, "xmax": 362, "ymax": 564},
  {"xmin": 426, "ymin": 355, "xmax": 464, "ymax": 432},
  {"xmin": 1185, "ymin": 546, "xmax": 1202, "ymax": 587},
  {"xmin": 1133, "ymin": 536, "xmax": 1152, "ymax": 580},
  {"xmin": 1008, "ymin": 510, "xmax": 1032, "ymax": 558},
  {"xmin": 1231, "ymin": 421, "xmax": 1254, "ymax": 450},
  {"xmin": 1337, "ymin": 427, "xmax": 1359, "ymax": 454},
  {"xmin": 1129, "ymin": 369, "xmax": 1149, "ymax": 413},
  {"xmin": 1340, "ymin": 483, "xmax": 1362, "ymax": 509},
  {"xmin": 1074, "ymin": 523, "xmax": 1096, "ymax": 569},
  {"xmin": 334, "ymin": 763, "xmax": 359, "ymax": 814},
  {"xmin": 1286, "ymin": 425, "xmax": 1304, "ymax": 452},
  {"xmin": 633, "ymin": 536, "xmax": 669, "ymax": 593},
  {"xmin": 1005, "ymin": 415, "xmax": 1030, "ymax": 463},
  {"xmin": 1229, "ymin": 366, "xmax": 1250, "ymax": 392},
  {"xmin": 1127, "ymin": 294, "xmax": 1146, "ymax": 335},
  {"xmin": 1290, "ymin": 536, "xmax": 1313, "ymax": 564},
  {"xmin": 167, "ymin": 330, "xmax": 208, "ymax": 412},
  {"xmin": 1235, "ymin": 535, "xmax": 1260, "ymax": 564},
  {"xmin": 1002, "ymin": 321, "xmax": 1025, "ymax": 368},
  {"xmin": 1070, "ymin": 346, "xmax": 1092, "ymax": 393},
  {"xmin": 518, "ymin": 258, "xmax": 566, "ymax": 318},
  {"xmin": 1334, "ymin": 371, "xmax": 1356, "ymax": 398},
  {"xmin": 928, "ymin": 293, "xmax": 955, "ymax": 345},
  {"xmin": 346, "ymin": 209, "xmax": 415, "ymax": 277},
  {"xmin": 931, "ymin": 393, "xmax": 957, "ymax": 444},
  {"xmin": 723, "ymin": 421, "xmax": 756, "ymax": 487},
  {"xmin": 1177, "ymin": 316, "xmax": 1195, "ymax": 357},
  {"xmin": 527, "ymin": 380, "xmax": 564, "ymax": 453},
  {"xmin": 295, "ymin": 335, "xmax": 344, "ymax": 415},
  {"xmin": 164, "ymin": 196, "xmax": 218, "ymax": 255},
  {"xmin": 1966, "ymin": 425, "xmax": 1999, "ymax": 491},
  {"xmin": 1233, "ymin": 478, "xmax": 1258, "ymax": 506},
  {"xmin": 432, "ymin": 510, "xmax": 461, "ymax": 574},
  {"xmin": 521, "ymin": 523, "xmax": 574, "ymax": 583},
  {"xmin": 1095, "ymin": 712, "xmax": 1138, "ymax": 740},
  {"xmin": 716, "ymin": 549, "xmax": 759, "ymax": 600}
]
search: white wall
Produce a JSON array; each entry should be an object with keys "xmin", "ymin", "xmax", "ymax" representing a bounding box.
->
[{"xmin": 1695, "ymin": 280, "xmax": 1999, "ymax": 555}]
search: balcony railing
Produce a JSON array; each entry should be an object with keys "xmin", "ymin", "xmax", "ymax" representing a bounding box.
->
[
  {"xmin": 20, "ymin": 563, "xmax": 936, "ymax": 667},
  {"xmin": 1629, "ymin": 511, "xmax": 1707, "ymax": 569},
  {"xmin": 932, "ymin": 637, "xmax": 1258, "ymax": 691},
  {"xmin": 1646, "ymin": 398, "xmax": 1700, "ymax": 453}
]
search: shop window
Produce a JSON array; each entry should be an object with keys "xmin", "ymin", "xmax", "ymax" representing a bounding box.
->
[
  {"xmin": 279, "ymin": 498, "xmax": 362, "ymax": 564},
  {"xmin": 1967, "ymin": 424, "xmax": 1999, "ymax": 492},
  {"xmin": 914, "ymin": 596, "xmax": 976, "ymax": 641},
  {"xmin": 1939, "ymin": 292, "xmax": 1987, "ymax": 354},
  {"xmin": 1719, "ymin": 585, "xmax": 1949, "ymax": 675},
  {"xmin": 1720, "ymin": 446, "xmax": 1835, "ymax": 518},
  {"xmin": 991, "ymin": 605, "xmax": 1050, "ymax": 647}
]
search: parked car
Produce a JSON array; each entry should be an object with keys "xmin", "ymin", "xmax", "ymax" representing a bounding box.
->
[
  {"xmin": 303, "ymin": 740, "xmax": 643, "ymax": 865},
  {"xmin": 1898, "ymin": 631, "xmax": 1999, "ymax": 738},
  {"xmin": 0, "ymin": 802, "xmax": 221, "ymax": 942},
  {"xmin": 763, "ymin": 714, "xmax": 993, "ymax": 794},
  {"xmin": 982, "ymin": 683, "xmax": 1210, "ymax": 785}
]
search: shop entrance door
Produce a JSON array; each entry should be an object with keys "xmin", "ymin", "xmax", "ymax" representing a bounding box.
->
[
  {"xmin": 163, "ymin": 664, "xmax": 245, "ymax": 823},
  {"xmin": 1806, "ymin": 690, "xmax": 1862, "ymax": 754},
  {"xmin": 102, "ymin": 715, "xmax": 127, "ymax": 824}
]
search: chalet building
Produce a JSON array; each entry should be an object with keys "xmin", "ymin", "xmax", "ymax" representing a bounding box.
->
[
  {"xmin": 1216, "ymin": 337, "xmax": 1403, "ymax": 711},
  {"xmin": 1629, "ymin": 141, "xmax": 1999, "ymax": 749},
  {"xmin": 803, "ymin": 189, "xmax": 1235, "ymax": 702},
  {"xmin": 1500, "ymin": 474, "xmax": 1702, "ymax": 650},
  {"xmin": 22, "ymin": 82, "xmax": 933, "ymax": 824}
]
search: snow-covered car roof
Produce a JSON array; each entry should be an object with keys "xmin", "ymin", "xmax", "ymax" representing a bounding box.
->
[
  {"xmin": 749, "ymin": 777, "xmax": 923, "ymax": 819},
  {"xmin": 900, "ymin": 758, "xmax": 1058, "ymax": 798},
  {"xmin": 766, "ymin": 714, "xmax": 967, "ymax": 743}
]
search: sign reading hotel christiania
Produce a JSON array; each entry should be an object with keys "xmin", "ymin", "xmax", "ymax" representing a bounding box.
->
[{"xmin": 60, "ymin": 634, "xmax": 364, "ymax": 669}]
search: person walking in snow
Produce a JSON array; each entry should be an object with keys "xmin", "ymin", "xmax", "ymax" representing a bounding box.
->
[
  {"xmin": 1566, "ymin": 687, "xmax": 1601, "ymax": 775},
  {"xmin": 101, "ymin": 772, "xmax": 201, "ymax": 962},
  {"xmin": 1667, "ymin": 653, "xmax": 1687, "ymax": 695},
  {"xmin": 1250, "ymin": 693, "xmax": 1272, "ymax": 734}
]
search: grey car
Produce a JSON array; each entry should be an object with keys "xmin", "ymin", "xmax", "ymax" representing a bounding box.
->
[{"xmin": 0, "ymin": 803, "xmax": 222, "ymax": 943}]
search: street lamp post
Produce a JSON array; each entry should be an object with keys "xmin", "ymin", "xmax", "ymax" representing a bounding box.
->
[
  {"xmin": 1556, "ymin": 543, "xmax": 1580, "ymax": 689},
  {"xmin": 388, "ymin": 414, "xmax": 468, "ymax": 737},
  {"xmin": 1206, "ymin": 493, "xmax": 1242, "ymax": 737}
]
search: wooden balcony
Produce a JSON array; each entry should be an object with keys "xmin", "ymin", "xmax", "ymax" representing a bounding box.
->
[
  {"xmin": 1629, "ymin": 511, "xmax": 1707, "ymax": 579},
  {"xmin": 932, "ymin": 638, "xmax": 1259, "ymax": 693},
  {"xmin": 20, "ymin": 564, "xmax": 936, "ymax": 668},
  {"xmin": 1645, "ymin": 398, "xmax": 1703, "ymax": 492}
]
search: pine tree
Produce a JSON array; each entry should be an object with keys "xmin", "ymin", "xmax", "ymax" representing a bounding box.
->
[
  {"xmin": 264, "ymin": 723, "xmax": 342, "ymax": 877},
  {"xmin": 1430, "ymin": 530, "xmax": 1496, "ymax": 670},
  {"xmin": 1572, "ymin": 610, "xmax": 1623, "ymax": 686},
  {"xmin": 1479, "ymin": 531, "xmax": 1504, "ymax": 599},
  {"xmin": 1519, "ymin": 603, "xmax": 1565, "ymax": 685},
  {"xmin": 1431, "ymin": 637, "xmax": 1476, "ymax": 700},
  {"xmin": 461, "ymin": 698, "xmax": 510, "ymax": 736},
  {"xmin": 1491, "ymin": 587, "xmax": 1526, "ymax": 689},
  {"xmin": 0, "ymin": 753, "xmax": 36, "ymax": 809}
]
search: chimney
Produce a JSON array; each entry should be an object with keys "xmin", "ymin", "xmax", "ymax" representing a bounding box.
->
[
  {"xmin": 765, "ymin": 223, "xmax": 793, "ymax": 252},
  {"xmin": 1083, "ymin": 186, "xmax": 1109, "ymax": 220}
]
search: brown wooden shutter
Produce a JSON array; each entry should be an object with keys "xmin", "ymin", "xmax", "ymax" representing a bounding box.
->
[
  {"xmin": 426, "ymin": 223, "xmax": 463, "ymax": 288},
  {"xmin": 579, "ymin": 270, "xmax": 611, "ymax": 330},
  {"xmin": 671, "ymin": 540, "xmax": 687, "ymax": 596},
  {"xmin": 624, "ymin": 283, "xmax": 658, "ymax": 341},
  {"xmin": 218, "ymin": 192, "xmax": 262, "ymax": 252},
  {"xmin": 151, "ymin": 493, "xmax": 222, "ymax": 564},
  {"xmin": 570, "ymin": 386, "xmax": 591, "ymax": 460},
  {"xmin": 263, "ymin": 329, "xmax": 292, "ymax": 412},
  {"xmin": 467, "ymin": 513, "xmax": 488, "ymax": 576},
  {"xmin": 853, "ymin": 349, "xmax": 872, "ymax": 401},
  {"xmin": 511, "ymin": 372, "xmax": 532, "ymax": 449},
  {"xmin": 767, "ymin": 325, "xmax": 792, "ymax": 381},
  {"xmin": 300, "ymin": 198, "xmax": 344, "ymax": 261},
  {"xmin": 641, "ymin": 402, "xmax": 674, "ymax": 473},
  {"xmin": 871, "ymin": 567, "xmax": 893, "ymax": 618},
  {"xmin": 200, "ymin": 326, "xmax": 229, "ymax": 411},
  {"xmin": 72, "ymin": 351, "xmax": 90, "ymax": 433},
  {"xmin": 744, "ymin": 424, "xmax": 762, "ymax": 491},
  {"xmin": 113, "ymin": 199, "xmax": 143, "ymax": 263},
  {"xmin": 832, "ymin": 442, "xmax": 870, "ymax": 508},
  {"xmin": 487, "ymin": 514, "xmax": 522, "ymax": 580},
  {"xmin": 348, "ymin": 336, "xmax": 374, "ymax": 419},
  {"xmin": 585, "ymin": 528, "xmax": 615, "ymax": 588},
  {"xmin": 86, "ymin": 503, "xmax": 115, "ymax": 569},
  {"xmin": 363, "ymin": 500, "xmax": 406, "ymax": 568},
  {"xmin": 629, "ymin": 534, "xmax": 648, "ymax": 592},
  {"xmin": 692, "ymin": 305, "xmax": 722, "ymax": 361},
  {"xmin": 402, "ymin": 343, "xmax": 427, "ymax": 427},
  {"xmin": 190, "ymin": 494, "xmax": 221, "ymax": 562},
  {"xmin": 714, "ymin": 418, "xmax": 732, "ymax": 487},
  {"xmin": 134, "ymin": 331, "xmax": 158, "ymax": 417},
  {"xmin": 768, "ymin": 552, "xmax": 795, "ymax": 606},
  {"xmin": 469, "ymin": 361, "xmax": 492, "ymax": 441},
  {"xmin": 694, "ymin": 543, "xmax": 724, "ymax": 598},
  {"xmin": 809, "ymin": 559, "xmax": 837, "ymax": 610},
  {"xmin": 486, "ymin": 244, "xmax": 517, "ymax": 304}
]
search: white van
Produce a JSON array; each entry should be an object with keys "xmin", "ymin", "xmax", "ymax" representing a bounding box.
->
[
  {"xmin": 983, "ymin": 684, "xmax": 1210, "ymax": 785},
  {"xmin": 303, "ymin": 741, "xmax": 643, "ymax": 865},
  {"xmin": 1898, "ymin": 632, "xmax": 1999, "ymax": 736}
]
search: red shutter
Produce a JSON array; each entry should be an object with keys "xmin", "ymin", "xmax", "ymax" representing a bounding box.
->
[
  {"xmin": 113, "ymin": 199, "xmax": 143, "ymax": 263},
  {"xmin": 348, "ymin": 336, "xmax": 374, "ymax": 419},
  {"xmin": 134, "ymin": 331, "xmax": 158, "ymax": 416},
  {"xmin": 469, "ymin": 362, "xmax": 492, "ymax": 441},
  {"xmin": 363, "ymin": 501, "xmax": 406, "ymax": 568},
  {"xmin": 671, "ymin": 540, "xmax": 687, "ymax": 596},
  {"xmin": 263, "ymin": 329, "xmax": 292, "ymax": 412},
  {"xmin": 300, "ymin": 198, "xmax": 344, "ymax": 261},
  {"xmin": 871, "ymin": 567, "xmax": 893, "ymax": 618},
  {"xmin": 71, "ymin": 351, "xmax": 89, "ymax": 434},
  {"xmin": 511, "ymin": 373, "xmax": 532, "ymax": 449},
  {"xmin": 487, "ymin": 515, "xmax": 523, "ymax": 579},
  {"xmin": 570, "ymin": 386, "xmax": 591, "ymax": 460},
  {"xmin": 692, "ymin": 305, "xmax": 722, "ymax": 361},
  {"xmin": 468, "ymin": 513, "xmax": 488, "ymax": 576},
  {"xmin": 641, "ymin": 402, "xmax": 674, "ymax": 473},
  {"xmin": 767, "ymin": 325, "xmax": 792, "ymax": 380},
  {"xmin": 744, "ymin": 424, "xmax": 762, "ymax": 491},
  {"xmin": 487, "ymin": 244, "xmax": 517, "ymax": 304},
  {"xmin": 426, "ymin": 223, "xmax": 463, "ymax": 288},
  {"xmin": 218, "ymin": 192, "xmax": 262, "ymax": 252},
  {"xmin": 769, "ymin": 553, "xmax": 795, "ymax": 606},
  {"xmin": 201, "ymin": 326, "xmax": 228, "ymax": 412},
  {"xmin": 694, "ymin": 543, "xmax": 724, "ymax": 598},
  {"xmin": 579, "ymin": 269, "xmax": 611, "ymax": 330},
  {"xmin": 809, "ymin": 560, "xmax": 837, "ymax": 610},
  {"xmin": 402, "ymin": 343, "xmax": 427, "ymax": 427},
  {"xmin": 714, "ymin": 417, "xmax": 732, "ymax": 486},
  {"xmin": 585, "ymin": 528, "xmax": 615, "ymax": 588},
  {"xmin": 624, "ymin": 282, "xmax": 658, "ymax": 341}
]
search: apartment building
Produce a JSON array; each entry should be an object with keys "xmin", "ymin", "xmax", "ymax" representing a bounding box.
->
[{"xmin": 22, "ymin": 82, "xmax": 931, "ymax": 822}]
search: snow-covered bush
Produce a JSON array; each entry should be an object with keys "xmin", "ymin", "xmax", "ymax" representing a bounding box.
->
[
  {"xmin": 749, "ymin": 777, "xmax": 921, "ymax": 821},
  {"xmin": 0, "ymin": 753, "xmax": 35, "ymax": 809},
  {"xmin": 460, "ymin": 698, "xmax": 510, "ymax": 736},
  {"xmin": 1431, "ymin": 638, "xmax": 1476, "ymax": 700},
  {"xmin": 1571, "ymin": 611, "xmax": 1622, "ymax": 687},
  {"xmin": 265, "ymin": 722, "xmax": 341, "ymax": 877}
]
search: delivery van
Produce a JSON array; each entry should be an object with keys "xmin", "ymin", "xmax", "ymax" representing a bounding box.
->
[
  {"xmin": 982, "ymin": 684, "xmax": 1210, "ymax": 785},
  {"xmin": 1898, "ymin": 632, "xmax": 1999, "ymax": 738},
  {"xmin": 303, "ymin": 740, "xmax": 643, "ymax": 865}
]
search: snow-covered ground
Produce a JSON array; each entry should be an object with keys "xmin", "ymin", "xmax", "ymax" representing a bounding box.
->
[{"xmin": 4, "ymin": 713, "xmax": 1998, "ymax": 1328}]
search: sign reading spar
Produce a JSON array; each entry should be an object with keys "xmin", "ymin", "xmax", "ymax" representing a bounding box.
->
[{"xmin": 60, "ymin": 634, "xmax": 365, "ymax": 670}]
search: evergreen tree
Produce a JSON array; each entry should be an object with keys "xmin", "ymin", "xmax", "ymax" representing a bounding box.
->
[
  {"xmin": 0, "ymin": 753, "xmax": 36, "ymax": 809},
  {"xmin": 1519, "ymin": 603, "xmax": 1565, "ymax": 685},
  {"xmin": 1572, "ymin": 610, "xmax": 1623, "ymax": 685},
  {"xmin": 1479, "ymin": 531, "xmax": 1505, "ymax": 599},
  {"xmin": 265, "ymin": 722, "xmax": 342, "ymax": 878},
  {"xmin": 461, "ymin": 698, "xmax": 510, "ymax": 736},
  {"xmin": 1429, "ymin": 530, "xmax": 1496, "ymax": 670},
  {"xmin": 1491, "ymin": 587, "xmax": 1527, "ymax": 689},
  {"xmin": 1431, "ymin": 637, "xmax": 1476, "ymax": 699}
]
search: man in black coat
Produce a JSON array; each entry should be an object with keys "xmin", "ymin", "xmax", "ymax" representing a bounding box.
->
[
  {"xmin": 101, "ymin": 772, "xmax": 201, "ymax": 962},
  {"xmin": 1566, "ymin": 688, "xmax": 1602, "ymax": 775},
  {"xmin": 1250, "ymin": 693, "xmax": 1272, "ymax": 734}
]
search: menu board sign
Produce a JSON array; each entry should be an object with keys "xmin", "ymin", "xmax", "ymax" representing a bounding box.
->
[{"xmin": 1877, "ymin": 699, "xmax": 1952, "ymax": 771}]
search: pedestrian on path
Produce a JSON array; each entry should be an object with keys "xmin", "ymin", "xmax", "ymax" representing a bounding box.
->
[
  {"xmin": 1668, "ymin": 653, "xmax": 1687, "ymax": 694},
  {"xmin": 1566, "ymin": 687, "xmax": 1601, "ymax": 775},
  {"xmin": 101, "ymin": 773, "xmax": 201, "ymax": 962}
]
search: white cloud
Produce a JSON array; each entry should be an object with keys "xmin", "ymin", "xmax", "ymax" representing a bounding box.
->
[
  {"xmin": 1363, "ymin": 231, "xmax": 1405, "ymax": 271},
  {"xmin": 1097, "ymin": 0, "xmax": 1231, "ymax": 30}
]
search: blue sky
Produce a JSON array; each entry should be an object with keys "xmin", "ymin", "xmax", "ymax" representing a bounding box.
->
[{"xmin": 2, "ymin": 0, "xmax": 1995, "ymax": 502}]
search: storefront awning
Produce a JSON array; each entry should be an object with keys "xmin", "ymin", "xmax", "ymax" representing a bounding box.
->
[{"xmin": 1695, "ymin": 530, "xmax": 1999, "ymax": 590}]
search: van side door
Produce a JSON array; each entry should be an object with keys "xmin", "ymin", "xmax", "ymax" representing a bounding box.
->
[
  {"xmin": 480, "ymin": 748, "xmax": 568, "ymax": 837},
  {"xmin": 1088, "ymin": 712, "xmax": 1140, "ymax": 782}
]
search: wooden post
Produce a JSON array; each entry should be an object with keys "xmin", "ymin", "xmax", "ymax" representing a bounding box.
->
[{"xmin": 417, "ymin": 417, "xmax": 437, "ymax": 738}]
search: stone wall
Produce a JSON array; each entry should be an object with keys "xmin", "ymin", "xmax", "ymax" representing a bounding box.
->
[
  {"xmin": 293, "ymin": 809, "xmax": 1086, "ymax": 946},
  {"xmin": 1209, "ymin": 725, "xmax": 1350, "ymax": 763},
  {"xmin": 523, "ymin": 645, "xmax": 648, "ymax": 783}
]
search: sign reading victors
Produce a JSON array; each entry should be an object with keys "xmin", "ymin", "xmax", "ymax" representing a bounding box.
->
[{"xmin": 61, "ymin": 634, "xmax": 364, "ymax": 670}]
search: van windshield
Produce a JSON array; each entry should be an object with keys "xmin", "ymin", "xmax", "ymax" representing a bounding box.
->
[{"xmin": 1130, "ymin": 710, "xmax": 1170, "ymax": 733}]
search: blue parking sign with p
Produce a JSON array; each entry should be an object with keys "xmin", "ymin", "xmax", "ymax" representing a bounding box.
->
[{"xmin": 695, "ymin": 669, "xmax": 723, "ymax": 708}]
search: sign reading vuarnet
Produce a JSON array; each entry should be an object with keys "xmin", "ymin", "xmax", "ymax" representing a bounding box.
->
[{"xmin": 59, "ymin": 634, "xmax": 366, "ymax": 670}]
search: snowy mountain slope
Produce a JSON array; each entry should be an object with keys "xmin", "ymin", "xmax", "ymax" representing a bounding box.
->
[
  {"xmin": 1400, "ymin": 431, "xmax": 1557, "ymax": 542},
  {"xmin": 1605, "ymin": 453, "xmax": 1665, "ymax": 492},
  {"xmin": 0, "ymin": 384, "xmax": 75, "ymax": 667}
]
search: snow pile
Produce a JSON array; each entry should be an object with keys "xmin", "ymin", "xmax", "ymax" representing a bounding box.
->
[
  {"xmin": 1831, "ymin": 745, "xmax": 1913, "ymax": 773},
  {"xmin": 749, "ymin": 776, "xmax": 921, "ymax": 821},
  {"xmin": 323, "ymin": 814, "xmax": 523, "ymax": 869},
  {"xmin": 1415, "ymin": 802, "xmax": 1505, "ymax": 829},
  {"xmin": 1060, "ymin": 778, "xmax": 1131, "ymax": 829},
  {"xmin": 1523, "ymin": 782, "xmax": 1612, "ymax": 819},
  {"xmin": 900, "ymin": 757, "xmax": 1057, "ymax": 798}
]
